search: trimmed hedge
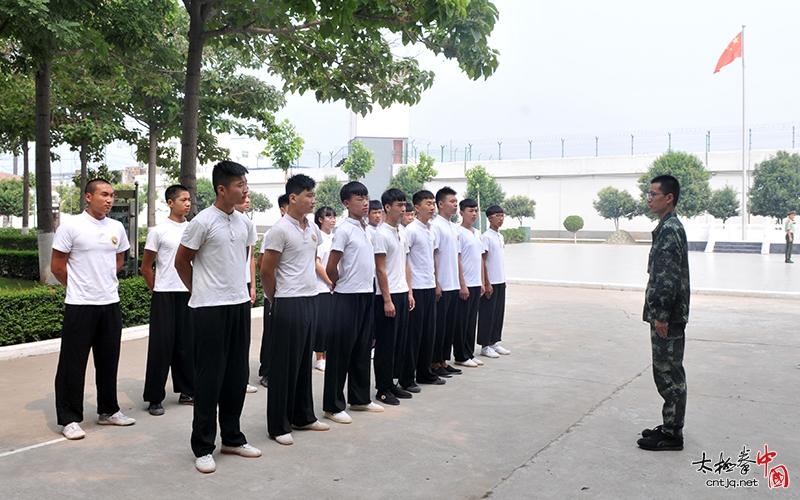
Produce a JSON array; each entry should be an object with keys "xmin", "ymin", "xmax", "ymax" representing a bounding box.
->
[
  {"xmin": 500, "ymin": 228, "xmax": 526, "ymax": 244},
  {"xmin": 0, "ymin": 276, "xmax": 152, "ymax": 347},
  {"xmin": 0, "ymin": 233, "xmax": 38, "ymax": 251},
  {"xmin": 0, "ymin": 249, "xmax": 39, "ymax": 281}
]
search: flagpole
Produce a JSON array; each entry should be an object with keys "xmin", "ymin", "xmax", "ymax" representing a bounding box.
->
[{"xmin": 741, "ymin": 25, "xmax": 747, "ymax": 240}]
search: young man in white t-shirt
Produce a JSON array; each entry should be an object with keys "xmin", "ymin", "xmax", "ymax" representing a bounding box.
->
[
  {"xmin": 175, "ymin": 161, "xmax": 261, "ymax": 473},
  {"xmin": 141, "ymin": 185, "xmax": 194, "ymax": 416},
  {"xmin": 256, "ymin": 194, "xmax": 289, "ymax": 388},
  {"xmin": 313, "ymin": 205, "xmax": 336, "ymax": 372},
  {"xmin": 478, "ymin": 205, "xmax": 511, "ymax": 358},
  {"xmin": 453, "ymin": 198, "xmax": 485, "ymax": 367},
  {"xmin": 261, "ymin": 174, "xmax": 330, "ymax": 446},
  {"xmin": 399, "ymin": 190, "xmax": 445, "ymax": 391},
  {"xmin": 234, "ymin": 193, "xmax": 259, "ymax": 394},
  {"xmin": 401, "ymin": 202, "xmax": 415, "ymax": 228},
  {"xmin": 52, "ymin": 178, "xmax": 135, "ymax": 441},
  {"xmin": 366, "ymin": 199, "xmax": 383, "ymax": 241},
  {"xmin": 430, "ymin": 186, "xmax": 464, "ymax": 378},
  {"xmin": 373, "ymin": 188, "xmax": 416, "ymax": 406},
  {"xmin": 323, "ymin": 181, "xmax": 383, "ymax": 424}
]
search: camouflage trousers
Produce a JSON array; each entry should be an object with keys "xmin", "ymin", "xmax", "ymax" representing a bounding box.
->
[{"xmin": 650, "ymin": 322, "xmax": 687, "ymax": 438}]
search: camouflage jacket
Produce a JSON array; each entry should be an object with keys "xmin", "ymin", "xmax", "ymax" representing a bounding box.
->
[{"xmin": 643, "ymin": 211, "xmax": 690, "ymax": 324}]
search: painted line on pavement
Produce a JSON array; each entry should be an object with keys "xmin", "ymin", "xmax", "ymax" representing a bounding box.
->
[{"xmin": 0, "ymin": 437, "xmax": 66, "ymax": 459}]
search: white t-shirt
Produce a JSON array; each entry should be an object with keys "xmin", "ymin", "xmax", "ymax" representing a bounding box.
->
[
  {"xmin": 316, "ymin": 231, "xmax": 334, "ymax": 293},
  {"xmin": 52, "ymin": 211, "xmax": 131, "ymax": 305},
  {"xmin": 458, "ymin": 225, "xmax": 484, "ymax": 288},
  {"xmin": 330, "ymin": 217, "xmax": 375, "ymax": 294},
  {"xmin": 483, "ymin": 228, "xmax": 506, "ymax": 285},
  {"xmin": 374, "ymin": 222, "xmax": 409, "ymax": 295},
  {"xmin": 145, "ymin": 218, "xmax": 189, "ymax": 293},
  {"xmin": 405, "ymin": 218, "xmax": 437, "ymax": 290},
  {"xmin": 180, "ymin": 205, "xmax": 256, "ymax": 308},
  {"xmin": 263, "ymin": 213, "xmax": 321, "ymax": 298},
  {"xmin": 430, "ymin": 214, "xmax": 460, "ymax": 291}
]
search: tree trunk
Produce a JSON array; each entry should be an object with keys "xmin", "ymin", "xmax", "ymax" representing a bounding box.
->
[
  {"xmin": 147, "ymin": 125, "xmax": 158, "ymax": 226},
  {"xmin": 180, "ymin": 2, "xmax": 206, "ymax": 219},
  {"xmin": 35, "ymin": 59, "xmax": 58, "ymax": 285},
  {"xmin": 79, "ymin": 138, "xmax": 88, "ymax": 212},
  {"xmin": 22, "ymin": 135, "xmax": 30, "ymax": 234}
]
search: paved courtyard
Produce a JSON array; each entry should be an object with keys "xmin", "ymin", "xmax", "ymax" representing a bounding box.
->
[{"xmin": 0, "ymin": 243, "xmax": 797, "ymax": 499}]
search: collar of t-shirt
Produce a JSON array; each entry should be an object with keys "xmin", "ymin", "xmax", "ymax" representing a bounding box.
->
[
  {"xmin": 344, "ymin": 216, "xmax": 366, "ymax": 231},
  {"xmin": 411, "ymin": 218, "xmax": 430, "ymax": 230}
]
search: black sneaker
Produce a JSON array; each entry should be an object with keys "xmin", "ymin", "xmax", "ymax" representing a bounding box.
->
[
  {"xmin": 443, "ymin": 365, "xmax": 462, "ymax": 375},
  {"xmin": 433, "ymin": 367, "xmax": 452, "ymax": 378},
  {"xmin": 419, "ymin": 377, "xmax": 446, "ymax": 385},
  {"xmin": 178, "ymin": 394, "xmax": 194, "ymax": 405},
  {"xmin": 390, "ymin": 385, "xmax": 412, "ymax": 399},
  {"xmin": 148, "ymin": 402, "xmax": 165, "ymax": 416},
  {"xmin": 641, "ymin": 425, "xmax": 662, "ymax": 438},
  {"xmin": 637, "ymin": 429, "xmax": 684, "ymax": 451},
  {"xmin": 259, "ymin": 375, "xmax": 268, "ymax": 388},
  {"xmin": 401, "ymin": 383, "xmax": 422, "ymax": 393},
  {"xmin": 376, "ymin": 390, "xmax": 400, "ymax": 406}
]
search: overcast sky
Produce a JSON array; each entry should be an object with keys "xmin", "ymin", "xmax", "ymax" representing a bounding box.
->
[{"xmin": 2, "ymin": 0, "xmax": 798, "ymax": 173}]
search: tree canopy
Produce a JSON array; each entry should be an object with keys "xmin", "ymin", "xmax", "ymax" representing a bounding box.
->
[
  {"xmin": 504, "ymin": 195, "xmax": 536, "ymax": 225},
  {"xmin": 748, "ymin": 151, "xmax": 800, "ymax": 222},
  {"xmin": 248, "ymin": 191, "xmax": 273, "ymax": 218},
  {"xmin": 314, "ymin": 175, "xmax": 345, "ymax": 215},
  {"xmin": 341, "ymin": 140, "xmax": 375, "ymax": 182},
  {"xmin": 265, "ymin": 119, "xmax": 304, "ymax": 181},
  {"xmin": 708, "ymin": 186, "xmax": 740, "ymax": 223},
  {"xmin": 637, "ymin": 151, "xmax": 711, "ymax": 219},
  {"xmin": 593, "ymin": 186, "xmax": 637, "ymax": 231},
  {"xmin": 465, "ymin": 164, "xmax": 505, "ymax": 212},
  {"xmin": 387, "ymin": 151, "xmax": 438, "ymax": 196}
]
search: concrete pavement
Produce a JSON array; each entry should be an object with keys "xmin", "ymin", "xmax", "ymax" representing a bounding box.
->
[{"xmin": 0, "ymin": 243, "xmax": 798, "ymax": 499}]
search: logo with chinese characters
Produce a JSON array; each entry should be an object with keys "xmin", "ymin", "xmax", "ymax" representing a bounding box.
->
[{"xmin": 692, "ymin": 444, "xmax": 790, "ymax": 489}]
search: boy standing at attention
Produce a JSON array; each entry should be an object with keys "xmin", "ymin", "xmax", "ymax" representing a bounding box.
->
[
  {"xmin": 373, "ymin": 188, "xmax": 415, "ymax": 405},
  {"xmin": 141, "ymin": 185, "xmax": 195, "ymax": 416},
  {"xmin": 430, "ymin": 187, "xmax": 463, "ymax": 378},
  {"xmin": 261, "ymin": 174, "xmax": 330, "ymax": 445},
  {"xmin": 453, "ymin": 198, "xmax": 484, "ymax": 368},
  {"xmin": 478, "ymin": 205, "xmax": 511, "ymax": 359},
  {"xmin": 175, "ymin": 161, "xmax": 261, "ymax": 473},
  {"xmin": 324, "ymin": 181, "xmax": 383, "ymax": 424},
  {"xmin": 52, "ymin": 178, "xmax": 135, "ymax": 440},
  {"xmin": 399, "ymin": 190, "xmax": 445, "ymax": 391}
]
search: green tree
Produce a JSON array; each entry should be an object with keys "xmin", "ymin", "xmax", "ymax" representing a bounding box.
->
[
  {"xmin": 465, "ymin": 164, "xmax": 505, "ymax": 213},
  {"xmin": 0, "ymin": 71, "xmax": 35, "ymax": 233},
  {"xmin": 195, "ymin": 178, "xmax": 217, "ymax": 212},
  {"xmin": 637, "ymin": 151, "xmax": 711, "ymax": 219},
  {"xmin": 387, "ymin": 152, "xmax": 438, "ymax": 196},
  {"xmin": 0, "ymin": 178, "xmax": 24, "ymax": 226},
  {"xmin": 748, "ymin": 151, "xmax": 800, "ymax": 222},
  {"xmin": 177, "ymin": 0, "xmax": 500, "ymax": 212},
  {"xmin": 504, "ymin": 195, "xmax": 536, "ymax": 225},
  {"xmin": 563, "ymin": 215, "xmax": 584, "ymax": 244},
  {"xmin": 55, "ymin": 184, "xmax": 82, "ymax": 215},
  {"xmin": 248, "ymin": 191, "xmax": 273, "ymax": 219},
  {"xmin": 265, "ymin": 119, "xmax": 305, "ymax": 182},
  {"xmin": 315, "ymin": 176, "xmax": 345, "ymax": 216},
  {"xmin": 72, "ymin": 165, "xmax": 122, "ymax": 187},
  {"xmin": 708, "ymin": 186, "xmax": 741, "ymax": 223},
  {"xmin": 593, "ymin": 186, "xmax": 637, "ymax": 231},
  {"xmin": 342, "ymin": 140, "xmax": 375, "ymax": 181}
]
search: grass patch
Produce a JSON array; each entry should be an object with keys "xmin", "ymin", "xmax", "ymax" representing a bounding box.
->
[{"xmin": 0, "ymin": 277, "xmax": 38, "ymax": 289}]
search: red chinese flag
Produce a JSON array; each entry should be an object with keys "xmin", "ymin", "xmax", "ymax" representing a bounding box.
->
[{"xmin": 714, "ymin": 31, "xmax": 743, "ymax": 73}]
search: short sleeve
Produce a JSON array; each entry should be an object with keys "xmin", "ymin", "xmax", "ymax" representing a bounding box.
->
[
  {"xmin": 52, "ymin": 223, "xmax": 74, "ymax": 253},
  {"xmin": 374, "ymin": 231, "xmax": 388, "ymax": 255},
  {"xmin": 263, "ymin": 225, "xmax": 286, "ymax": 254},
  {"xmin": 116, "ymin": 223, "xmax": 131, "ymax": 253},
  {"xmin": 180, "ymin": 218, "xmax": 207, "ymax": 251},
  {"xmin": 144, "ymin": 226, "xmax": 160, "ymax": 252},
  {"xmin": 482, "ymin": 233, "xmax": 491, "ymax": 252},
  {"xmin": 246, "ymin": 218, "xmax": 257, "ymax": 247},
  {"xmin": 330, "ymin": 226, "xmax": 349, "ymax": 253}
]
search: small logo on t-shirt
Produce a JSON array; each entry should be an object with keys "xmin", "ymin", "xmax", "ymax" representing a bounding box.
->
[
  {"xmin": 311, "ymin": 233, "xmax": 317, "ymax": 243},
  {"xmin": 110, "ymin": 235, "xmax": 119, "ymax": 246}
]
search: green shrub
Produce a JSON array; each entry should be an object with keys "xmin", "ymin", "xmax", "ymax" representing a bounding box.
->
[
  {"xmin": 500, "ymin": 228, "xmax": 526, "ymax": 244},
  {"xmin": 119, "ymin": 276, "xmax": 152, "ymax": 327},
  {"xmin": 0, "ymin": 286, "xmax": 66, "ymax": 345},
  {"xmin": 563, "ymin": 215, "xmax": 584, "ymax": 233},
  {"xmin": 0, "ymin": 233, "xmax": 38, "ymax": 250},
  {"xmin": 0, "ymin": 249, "xmax": 39, "ymax": 281}
]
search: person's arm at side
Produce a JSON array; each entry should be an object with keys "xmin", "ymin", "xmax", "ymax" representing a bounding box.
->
[
  {"xmin": 248, "ymin": 246, "xmax": 256, "ymax": 304},
  {"xmin": 260, "ymin": 249, "xmax": 280, "ymax": 305},
  {"xmin": 116, "ymin": 252, "xmax": 125, "ymax": 273},
  {"xmin": 51, "ymin": 249, "xmax": 69, "ymax": 286},
  {"xmin": 326, "ymin": 250, "xmax": 343, "ymax": 287},
  {"xmin": 175, "ymin": 245, "xmax": 197, "ymax": 293},
  {"xmin": 406, "ymin": 261, "xmax": 415, "ymax": 311},
  {"xmin": 315, "ymin": 257, "xmax": 333, "ymax": 292},
  {"xmin": 457, "ymin": 254, "xmax": 469, "ymax": 300},
  {"xmin": 140, "ymin": 249, "xmax": 157, "ymax": 291},
  {"xmin": 433, "ymin": 249, "xmax": 442, "ymax": 300},
  {"xmin": 375, "ymin": 253, "xmax": 394, "ymax": 317},
  {"xmin": 482, "ymin": 253, "xmax": 492, "ymax": 299}
]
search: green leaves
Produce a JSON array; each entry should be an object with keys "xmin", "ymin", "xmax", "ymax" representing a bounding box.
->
[
  {"xmin": 637, "ymin": 151, "xmax": 711, "ymax": 219},
  {"xmin": 314, "ymin": 175, "xmax": 345, "ymax": 215},
  {"xmin": 464, "ymin": 164, "xmax": 504, "ymax": 212},
  {"xmin": 708, "ymin": 186, "xmax": 740, "ymax": 223},
  {"xmin": 593, "ymin": 186, "xmax": 636, "ymax": 231},
  {"xmin": 341, "ymin": 139, "xmax": 375, "ymax": 181},
  {"xmin": 748, "ymin": 151, "xmax": 800, "ymax": 222},
  {"xmin": 504, "ymin": 195, "xmax": 536, "ymax": 225},
  {"xmin": 264, "ymin": 119, "xmax": 305, "ymax": 174}
]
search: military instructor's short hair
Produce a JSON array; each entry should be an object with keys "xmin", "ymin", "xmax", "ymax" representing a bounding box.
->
[{"xmin": 651, "ymin": 174, "xmax": 680, "ymax": 207}]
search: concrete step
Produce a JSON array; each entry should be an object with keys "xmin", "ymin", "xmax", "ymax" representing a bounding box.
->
[{"xmin": 713, "ymin": 241, "xmax": 763, "ymax": 253}]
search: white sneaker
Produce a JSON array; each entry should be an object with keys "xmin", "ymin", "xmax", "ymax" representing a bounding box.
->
[
  {"xmin": 454, "ymin": 359, "xmax": 478, "ymax": 368},
  {"xmin": 324, "ymin": 411, "xmax": 353, "ymax": 424},
  {"xmin": 473, "ymin": 357, "xmax": 485, "ymax": 366},
  {"xmin": 246, "ymin": 384, "xmax": 258, "ymax": 393},
  {"xmin": 62, "ymin": 422, "xmax": 85, "ymax": 440},
  {"xmin": 292, "ymin": 420, "xmax": 330, "ymax": 431},
  {"xmin": 220, "ymin": 443, "xmax": 262, "ymax": 457},
  {"xmin": 492, "ymin": 343, "xmax": 511, "ymax": 355},
  {"xmin": 314, "ymin": 359, "xmax": 326, "ymax": 372},
  {"xmin": 195, "ymin": 454, "xmax": 216, "ymax": 473},
  {"xmin": 350, "ymin": 402, "xmax": 384, "ymax": 412},
  {"xmin": 480, "ymin": 346, "xmax": 500, "ymax": 358},
  {"xmin": 274, "ymin": 433, "xmax": 294, "ymax": 445},
  {"xmin": 97, "ymin": 411, "xmax": 136, "ymax": 426}
]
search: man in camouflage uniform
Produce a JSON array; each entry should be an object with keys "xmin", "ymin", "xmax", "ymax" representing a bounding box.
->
[{"xmin": 638, "ymin": 174, "xmax": 689, "ymax": 452}]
